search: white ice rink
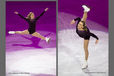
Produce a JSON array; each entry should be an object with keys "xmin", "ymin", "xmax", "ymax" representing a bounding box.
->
[
  {"xmin": 58, "ymin": 29, "xmax": 108, "ymax": 76},
  {"xmin": 6, "ymin": 48, "xmax": 56, "ymax": 76}
]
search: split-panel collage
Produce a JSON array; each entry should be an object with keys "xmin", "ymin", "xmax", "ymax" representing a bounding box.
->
[{"xmin": 2, "ymin": 0, "xmax": 109, "ymax": 76}]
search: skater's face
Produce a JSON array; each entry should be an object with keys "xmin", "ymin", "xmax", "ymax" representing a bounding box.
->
[{"xmin": 78, "ymin": 22, "xmax": 84, "ymax": 29}]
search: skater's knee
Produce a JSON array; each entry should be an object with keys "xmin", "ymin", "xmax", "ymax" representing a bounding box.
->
[{"xmin": 32, "ymin": 32, "xmax": 40, "ymax": 36}]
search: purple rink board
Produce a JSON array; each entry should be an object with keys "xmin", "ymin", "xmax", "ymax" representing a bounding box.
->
[{"xmin": 6, "ymin": 1, "xmax": 56, "ymax": 76}]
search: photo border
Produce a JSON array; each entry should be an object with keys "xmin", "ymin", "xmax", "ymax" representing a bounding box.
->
[{"xmin": 0, "ymin": 0, "xmax": 57, "ymax": 76}]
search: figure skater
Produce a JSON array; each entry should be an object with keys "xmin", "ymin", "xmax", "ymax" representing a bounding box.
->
[
  {"xmin": 8, "ymin": 8, "xmax": 50, "ymax": 43},
  {"xmin": 71, "ymin": 5, "xmax": 99, "ymax": 69}
]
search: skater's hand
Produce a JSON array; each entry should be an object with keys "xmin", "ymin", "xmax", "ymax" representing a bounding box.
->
[
  {"xmin": 14, "ymin": 11, "xmax": 19, "ymax": 14},
  {"xmin": 71, "ymin": 19, "xmax": 76, "ymax": 24},
  {"xmin": 95, "ymin": 40, "xmax": 99, "ymax": 44},
  {"xmin": 45, "ymin": 8, "xmax": 48, "ymax": 11}
]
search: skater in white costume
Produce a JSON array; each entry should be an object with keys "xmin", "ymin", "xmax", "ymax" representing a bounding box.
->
[
  {"xmin": 71, "ymin": 5, "xmax": 99, "ymax": 69},
  {"xmin": 8, "ymin": 8, "xmax": 50, "ymax": 43}
]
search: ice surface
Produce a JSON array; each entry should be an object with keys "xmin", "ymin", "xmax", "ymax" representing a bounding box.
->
[{"xmin": 6, "ymin": 48, "xmax": 56, "ymax": 76}]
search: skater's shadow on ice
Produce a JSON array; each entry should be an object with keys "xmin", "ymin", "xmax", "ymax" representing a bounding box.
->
[
  {"xmin": 13, "ymin": 33, "xmax": 52, "ymax": 48},
  {"xmin": 13, "ymin": 36, "xmax": 42, "ymax": 48}
]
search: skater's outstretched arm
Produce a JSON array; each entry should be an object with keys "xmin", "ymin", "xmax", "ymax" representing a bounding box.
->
[
  {"xmin": 90, "ymin": 33, "xmax": 99, "ymax": 40},
  {"xmin": 71, "ymin": 17, "xmax": 81, "ymax": 30},
  {"xmin": 71, "ymin": 17, "xmax": 81, "ymax": 25},
  {"xmin": 74, "ymin": 17, "xmax": 81, "ymax": 28},
  {"xmin": 74, "ymin": 17, "xmax": 81, "ymax": 24},
  {"xmin": 35, "ymin": 8, "xmax": 48, "ymax": 20},
  {"xmin": 90, "ymin": 33, "xmax": 99, "ymax": 44},
  {"xmin": 14, "ymin": 11, "xmax": 28, "ymax": 21}
]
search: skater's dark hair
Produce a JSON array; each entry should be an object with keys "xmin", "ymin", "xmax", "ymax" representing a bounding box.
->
[{"xmin": 74, "ymin": 17, "xmax": 87, "ymax": 31}]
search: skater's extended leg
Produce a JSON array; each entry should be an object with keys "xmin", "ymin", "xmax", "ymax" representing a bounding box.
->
[
  {"xmin": 32, "ymin": 32, "xmax": 50, "ymax": 43},
  {"xmin": 15, "ymin": 30, "xmax": 29, "ymax": 34},
  {"xmin": 32, "ymin": 32, "xmax": 45, "ymax": 40},
  {"xmin": 8, "ymin": 30, "xmax": 29, "ymax": 35}
]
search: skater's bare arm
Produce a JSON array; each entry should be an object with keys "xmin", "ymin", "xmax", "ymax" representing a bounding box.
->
[
  {"xmin": 14, "ymin": 11, "xmax": 27, "ymax": 20},
  {"xmin": 35, "ymin": 8, "xmax": 48, "ymax": 20}
]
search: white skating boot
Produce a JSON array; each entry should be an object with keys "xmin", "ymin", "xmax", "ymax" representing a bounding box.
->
[
  {"xmin": 81, "ymin": 60, "xmax": 88, "ymax": 69},
  {"xmin": 82, "ymin": 5, "xmax": 90, "ymax": 12},
  {"xmin": 8, "ymin": 31, "xmax": 16, "ymax": 34},
  {"xmin": 45, "ymin": 37, "xmax": 51, "ymax": 43}
]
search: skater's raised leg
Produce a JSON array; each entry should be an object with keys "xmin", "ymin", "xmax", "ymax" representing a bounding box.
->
[
  {"xmin": 81, "ymin": 5, "xmax": 90, "ymax": 22},
  {"xmin": 82, "ymin": 12, "xmax": 88, "ymax": 22}
]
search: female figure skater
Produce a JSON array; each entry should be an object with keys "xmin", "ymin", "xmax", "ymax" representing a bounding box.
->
[
  {"xmin": 8, "ymin": 8, "xmax": 50, "ymax": 43},
  {"xmin": 71, "ymin": 5, "xmax": 99, "ymax": 69}
]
